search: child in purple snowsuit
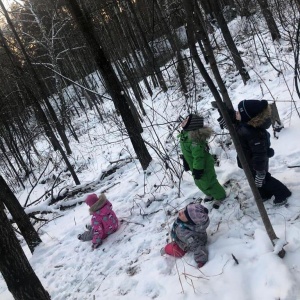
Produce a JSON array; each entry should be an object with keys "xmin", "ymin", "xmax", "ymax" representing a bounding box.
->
[
  {"xmin": 161, "ymin": 203, "xmax": 210, "ymax": 268},
  {"xmin": 77, "ymin": 193, "xmax": 119, "ymax": 250}
]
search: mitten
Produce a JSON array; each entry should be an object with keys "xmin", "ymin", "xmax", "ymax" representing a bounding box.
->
[
  {"xmin": 267, "ymin": 148, "xmax": 275, "ymax": 158},
  {"xmin": 91, "ymin": 242, "xmax": 102, "ymax": 250},
  {"xmin": 193, "ymin": 169, "xmax": 204, "ymax": 180},
  {"xmin": 85, "ymin": 224, "xmax": 92, "ymax": 230},
  {"xmin": 182, "ymin": 156, "xmax": 190, "ymax": 171},
  {"xmin": 77, "ymin": 234, "xmax": 82, "ymax": 240},
  {"xmin": 255, "ymin": 171, "xmax": 266, "ymax": 188}
]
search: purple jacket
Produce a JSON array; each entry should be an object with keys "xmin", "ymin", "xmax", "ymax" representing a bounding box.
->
[{"xmin": 90, "ymin": 200, "xmax": 118, "ymax": 245}]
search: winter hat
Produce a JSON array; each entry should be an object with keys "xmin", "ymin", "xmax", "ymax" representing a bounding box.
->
[
  {"xmin": 182, "ymin": 114, "xmax": 204, "ymax": 131},
  {"xmin": 184, "ymin": 203, "xmax": 209, "ymax": 225},
  {"xmin": 85, "ymin": 194, "xmax": 98, "ymax": 207},
  {"xmin": 238, "ymin": 100, "xmax": 268, "ymax": 122}
]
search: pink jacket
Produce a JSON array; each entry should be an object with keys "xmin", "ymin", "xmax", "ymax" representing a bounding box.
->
[{"xmin": 90, "ymin": 200, "xmax": 118, "ymax": 245}]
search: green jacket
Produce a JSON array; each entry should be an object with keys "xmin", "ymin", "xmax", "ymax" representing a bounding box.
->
[
  {"xmin": 178, "ymin": 128, "xmax": 213, "ymax": 172},
  {"xmin": 179, "ymin": 128, "xmax": 226, "ymax": 200}
]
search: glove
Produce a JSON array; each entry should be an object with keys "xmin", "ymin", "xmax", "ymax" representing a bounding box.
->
[
  {"xmin": 77, "ymin": 234, "xmax": 82, "ymax": 240},
  {"xmin": 193, "ymin": 169, "xmax": 204, "ymax": 180},
  {"xmin": 91, "ymin": 242, "xmax": 102, "ymax": 250},
  {"xmin": 267, "ymin": 148, "xmax": 275, "ymax": 158},
  {"xmin": 181, "ymin": 155, "xmax": 190, "ymax": 171},
  {"xmin": 255, "ymin": 171, "xmax": 266, "ymax": 188},
  {"xmin": 212, "ymin": 101, "xmax": 236, "ymax": 129}
]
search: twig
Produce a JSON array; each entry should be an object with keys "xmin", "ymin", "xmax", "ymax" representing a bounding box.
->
[
  {"xmin": 182, "ymin": 258, "xmax": 230, "ymax": 278},
  {"xmin": 109, "ymin": 158, "xmax": 133, "ymax": 164},
  {"xmin": 26, "ymin": 180, "xmax": 65, "ymax": 207},
  {"xmin": 231, "ymin": 254, "xmax": 239, "ymax": 265},
  {"xmin": 120, "ymin": 219, "xmax": 145, "ymax": 227},
  {"xmin": 141, "ymin": 209, "xmax": 162, "ymax": 217},
  {"xmin": 24, "ymin": 159, "xmax": 50, "ymax": 206}
]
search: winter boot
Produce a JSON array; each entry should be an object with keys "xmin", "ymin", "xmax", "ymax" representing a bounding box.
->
[
  {"xmin": 204, "ymin": 196, "xmax": 214, "ymax": 203},
  {"xmin": 273, "ymin": 191, "xmax": 291, "ymax": 206},
  {"xmin": 212, "ymin": 200, "xmax": 221, "ymax": 209},
  {"xmin": 162, "ymin": 241, "xmax": 186, "ymax": 258},
  {"xmin": 212, "ymin": 196, "xmax": 226, "ymax": 209}
]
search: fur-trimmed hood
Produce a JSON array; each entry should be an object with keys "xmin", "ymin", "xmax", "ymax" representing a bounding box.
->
[
  {"xmin": 188, "ymin": 127, "xmax": 213, "ymax": 143},
  {"xmin": 247, "ymin": 106, "xmax": 271, "ymax": 129},
  {"xmin": 89, "ymin": 193, "xmax": 108, "ymax": 214}
]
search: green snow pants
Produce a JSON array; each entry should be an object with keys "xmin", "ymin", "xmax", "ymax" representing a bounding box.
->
[{"xmin": 193, "ymin": 158, "xmax": 226, "ymax": 201}]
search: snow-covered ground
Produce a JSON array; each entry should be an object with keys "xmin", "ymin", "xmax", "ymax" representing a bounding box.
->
[{"xmin": 1, "ymin": 16, "xmax": 300, "ymax": 300}]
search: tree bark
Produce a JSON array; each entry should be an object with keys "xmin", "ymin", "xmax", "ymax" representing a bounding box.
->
[
  {"xmin": 257, "ymin": 0, "xmax": 281, "ymax": 41},
  {"xmin": 125, "ymin": 0, "xmax": 168, "ymax": 92},
  {"xmin": 0, "ymin": 175, "xmax": 42, "ymax": 253},
  {"xmin": 0, "ymin": 28, "xmax": 80, "ymax": 186},
  {"xmin": 183, "ymin": 2, "xmax": 284, "ymax": 257},
  {"xmin": 0, "ymin": 201, "xmax": 51, "ymax": 300},
  {"xmin": 0, "ymin": 0, "xmax": 72, "ymax": 155},
  {"xmin": 209, "ymin": 0, "xmax": 250, "ymax": 84},
  {"xmin": 67, "ymin": 0, "xmax": 152, "ymax": 170},
  {"xmin": 182, "ymin": 0, "xmax": 233, "ymax": 109}
]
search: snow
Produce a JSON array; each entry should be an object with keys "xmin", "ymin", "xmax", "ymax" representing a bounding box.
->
[{"xmin": 1, "ymin": 17, "xmax": 300, "ymax": 300}]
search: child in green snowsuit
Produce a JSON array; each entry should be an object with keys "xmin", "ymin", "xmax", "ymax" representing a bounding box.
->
[{"xmin": 179, "ymin": 114, "xmax": 226, "ymax": 209}]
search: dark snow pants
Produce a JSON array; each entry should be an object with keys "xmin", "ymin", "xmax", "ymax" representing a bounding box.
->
[{"xmin": 256, "ymin": 172, "xmax": 291, "ymax": 202}]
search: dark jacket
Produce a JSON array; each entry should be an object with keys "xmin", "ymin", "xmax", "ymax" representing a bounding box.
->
[{"xmin": 236, "ymin": 108, "xmax": 272, "ymax": 173}]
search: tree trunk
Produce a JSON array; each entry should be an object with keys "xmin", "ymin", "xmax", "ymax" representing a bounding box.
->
[
  {"xmin": 0, "ymin": 140, "xmax": 25, "ymax": 189},
  {"xmin": 214, "ymin": 101, "xmax": 285, "ymax": 257},
  {"xmin": 0, "ymin": 175, "xmax": 42, "ymax": 253},
  {"xmin": 210, "ymin": 0, "xmax": 250, "ymax": 84},
  {"xmin": 182, "ymin": 0, "xmax": 233, "ymax": 109},
  {"xmin": 2, "ymin": 122, "xmax": 30, "ymax": 176},
  {"xmin": 257, "ymin": 0, "xmax": 281, "ymax": 41},
  {"xmin": 0, "ymin": 201, "xmax": 51, "ymax": 300},
  {"xmin": 0, "ymin": 28, "xmax": 80, "ymax": 186},
  {"xmin": 200, "ymin": 0, "xmax": 214, "ymax": 19},
  {"xmin": 0, "ymin": 0, "xmax": 72, "ymax": 155},
  {"xmin": 67, "ymin": 0, "xmax": 152, "ymax": 170},
  {"xmin": 125, "ymin": 0, "xmax": 168, "ymax": 92},
  {"xmin": 153, "ymin": 0, "xmax": 188, "ymax": 94},
  {"xmin": 183, "ymin": 0, "xmax": 284, "ymax": 258}
]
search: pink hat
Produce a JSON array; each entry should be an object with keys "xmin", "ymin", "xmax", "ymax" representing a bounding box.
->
[{"xmin": 85, "ymin": 194, "xmax": 98, "ymax": 207}]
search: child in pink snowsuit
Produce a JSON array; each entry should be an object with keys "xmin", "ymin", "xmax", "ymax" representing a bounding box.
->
[{"xmin": 77, "ymin": 193, "xmax": 118, "ymax": 250}]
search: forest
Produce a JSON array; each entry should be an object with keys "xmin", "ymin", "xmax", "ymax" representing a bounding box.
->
[{"xmin": 0, "ymin": 0, "xmax": 300, "ymax": 299}]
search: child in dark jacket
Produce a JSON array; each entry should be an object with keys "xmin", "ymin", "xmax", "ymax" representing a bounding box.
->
[
  {"xmin": 77, "ymin": 193, "xmax": 119, "ymax": 250},
  {"xmin": 217, "ymin": 99, "xmax": 291, "ymax": 206},
  {"xmin": 161, "ymin": 203, "xmax": 210, "ymax": 268}
]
